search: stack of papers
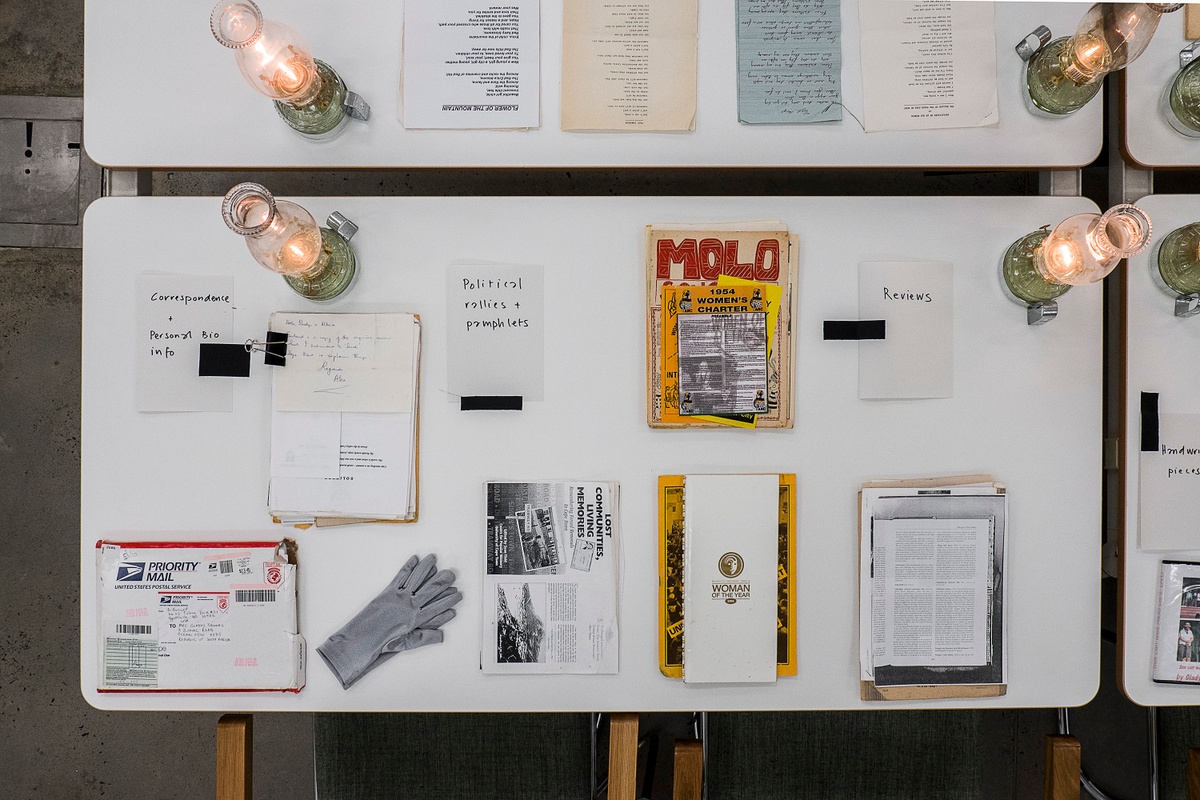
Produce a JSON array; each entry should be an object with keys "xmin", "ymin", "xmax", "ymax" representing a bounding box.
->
[
  {"xmin": 268, "ymin": 312, "xmax": 421, "ymax": 525},
  {"xmin": 858, "ymin": 475, "xmax": 1007, "ymax": 700}
]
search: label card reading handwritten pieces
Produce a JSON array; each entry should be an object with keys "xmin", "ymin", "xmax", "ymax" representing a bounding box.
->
[
  {"xmin": 271, "ymin": 313, "xmax": 418, "ymax": 413},
  {"xmin": 1139, "ymin": 412, "xmax": 1200, "ymax": 551},
  {"xmin": 135, "ymin": 273, "xmax": 236, "ymax": 412},
  {"xmin": 446, "ymin": 263, "xmax": 545, "ymax": 402},
  {"xmin": 401, "ymin": 0, "xmax": 541, "ymax": 130},
  {"xmin": 858, "ymin": 0, "xmax": 998, "ymax": 132},
  {"xmin": 736, "ymin": 0, "xmax": 842, "ymax": 124},
  {"xmin": 858, "ymin": 261, "xmax": 953, "ymax": 400}
]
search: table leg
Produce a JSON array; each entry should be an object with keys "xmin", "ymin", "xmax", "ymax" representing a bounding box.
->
[
  {"xmin": 1044, "ymin": 734, "xmax": 1081, "ymax": 800},
  {"xmin": 217, "ymin": 714, "xmax": 253, "ymax": 800},
  {"xmin": 608, "ymin": 713, "xmax": 639, "ymax": 800}
]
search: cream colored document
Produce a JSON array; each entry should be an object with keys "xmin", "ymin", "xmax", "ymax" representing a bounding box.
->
[
  {"xmin": 858, "ymin": 0, "xmax": 998, "ymax": 132},
  {"xmin": 561, "ymin": 0, "xmax": 698, "ymax": 131}
]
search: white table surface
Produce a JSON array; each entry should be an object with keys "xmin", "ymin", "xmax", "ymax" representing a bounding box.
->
[
  {"xmin": 1122, "ymin": 194, "xmax": 1200, "ymax": 706},
  {"xmin": 82, "ymin": 195, "xmax": 1102, "ymax": 712},
  {"xmin": 83, "ymin": 2, "xmax": 1101, "ymax": 169},
  {"xmin": 1123, "ymin": 14, "xmax": 1200, "ymax": 168}
]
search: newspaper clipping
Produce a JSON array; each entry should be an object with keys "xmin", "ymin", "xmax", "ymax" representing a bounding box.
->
[{"xmin": 483, "ymin": 481, "xmax": 619, "ymax": 674}]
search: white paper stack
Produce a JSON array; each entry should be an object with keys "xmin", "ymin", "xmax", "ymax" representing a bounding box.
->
[
  {"xmin": 267, "ymin": 312, "xmax": 421, "ymax": 524},
  {"xmin": 682, "ymin": 474, "xmax": 778, "ymax": 684}
]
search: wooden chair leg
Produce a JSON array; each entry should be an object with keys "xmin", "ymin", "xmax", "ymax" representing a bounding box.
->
[
  {"xmin": 1044, "ymin": 734, "xmax": 1080, "ymax": 800},
  {"xmin": 672, "ymin": 739, "xmax": 703, "ymax": 800},
  {"xmin": 217, "ymin": 714, "xmax": 253, "ymax": 800},
  {"xmin": 608, "ymin": 713, "xmax": 639, "ymax": 800},
  {"xmin": 1187, "ymin": 747, "xmax": 1200, "ymax": 800}
]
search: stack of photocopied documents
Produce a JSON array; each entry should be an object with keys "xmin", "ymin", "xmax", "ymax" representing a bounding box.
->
[{"xmin": 267, "ymin": 312, "xmax": 421, "ymax": 526}]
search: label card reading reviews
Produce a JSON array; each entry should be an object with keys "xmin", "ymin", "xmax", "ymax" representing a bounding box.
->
[
  {"xmin": 401, "ymin": 0, "xmax": 540, "ymax": 129},
  {"xmin": 446, "ymin": 263, "xmax": 544, "ymax": 401},
  {"xmin": 135, "ymin": 273, "xmax": 235, "ymax": 412},
  {"xmin": 1140, "ymin": 412, "xmax": 1200, "ymax": 551},
  {"xmin": 858, "ymin": 261, "xmax": 953, "ymax": 400}
]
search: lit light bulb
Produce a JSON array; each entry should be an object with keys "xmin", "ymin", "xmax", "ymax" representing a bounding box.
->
[
  {"xmin": 1023, "ymin": 3, "xmax": 1181, "ymax": 116},
  {"xmin": 1035, "ymin": 204, "xmax": 1153, "ymax": 286},
  {"xmin": 222, "ymin": 182, "xmax": 358, "ymax": 301},
  {"xmin": 1002, "ymin": 204, "xmax": 1153, "ymax": 315},
  {"xmin": 211, "ymin": 1, "xmax": 322, "ymax": 106}
]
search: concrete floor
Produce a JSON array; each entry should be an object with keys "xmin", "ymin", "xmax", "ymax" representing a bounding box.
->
[{"xmin": 0, "ymin": 2, "xmax": 1184, "ymax": 799}]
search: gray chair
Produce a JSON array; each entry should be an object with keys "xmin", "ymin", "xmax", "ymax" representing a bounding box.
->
[{"xmin": 313, "ymin": 712, "xmax": 593, "ymax": 800}]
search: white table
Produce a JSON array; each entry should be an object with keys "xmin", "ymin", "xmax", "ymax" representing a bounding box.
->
[
  {"xmin": 1122, "ymin": 14, "xmax": 1199, "ymax": 168},
  {"xmin": 1121, "ymin": 194, "xmax": 1200, "ymax": 706},
  {"xmin": 83, "ymin": 2, "xmax": 1101, "ymax": 169},
  {"xmin": 82, "ymin": 195, "xmax": 1102, "ymax": 711}
]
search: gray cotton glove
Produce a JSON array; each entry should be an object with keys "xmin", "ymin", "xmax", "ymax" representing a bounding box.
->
[{"xmin": 317, "ymin": 554, "xmax": 463, "ymax": 689}]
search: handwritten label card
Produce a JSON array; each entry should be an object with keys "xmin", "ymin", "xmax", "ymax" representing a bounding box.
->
[
  {"xmin": 446, "ymin": 263, "xmax": 544, "ymax": 401},
  {"xmin": 135, "ymin": 273, "xmax": 235, "ymax": 412},
  {"xmin": 858, "ymin": 261, "xmax": 953, "ymax": 399},
  {"xmin": 1140, "ymin": 412, "xmax": 1200, "ymax": 551},
  {"xmin": 736, "ymin": 0, "xmax": 842, "ymax": 124},
  {"xmin": 270, "ymin": 313, "xmax": 418, "ymax": 413}
]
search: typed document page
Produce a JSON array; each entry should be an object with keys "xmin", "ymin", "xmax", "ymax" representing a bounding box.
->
[
  {"xmin": 561, "ymin": 0, "xmax": 698, "ymax": 131},
  {"xmin": 858, "ymin": 0, "xmax": 998, "ymax": 132},
  {"xmin": 401, "ymin": 0, "xmax": 540, "ymax": 129},
  {"xmin": 871, "ymin": 517, "xmax": 991, "ymax": 669}
]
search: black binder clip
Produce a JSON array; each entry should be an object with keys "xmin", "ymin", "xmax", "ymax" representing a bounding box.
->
[{"xmin": 246, "ymin": 331, "xmax": 289, "ymax": 366}]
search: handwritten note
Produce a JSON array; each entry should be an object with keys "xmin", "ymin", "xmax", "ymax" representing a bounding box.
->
[
  {"xmin": 158, "ymin": 594, "xmax": 231, "ymax": 646},
  {"xmin": 270, "ymin": 313, "xmax": 418, "ymax": 413},
  {"xmin": 1140, "ymin": 412, "xmax": 1200, "ymax": 551},
  {"xmin": 135, "ymin": 273, "xmax": 235, "ymax": 412},
  {"xmin": 736, "ymin": 0, "xmax": 842, "ymax": 124},
  {"xmin": 446, "ymin": 263, "xmax": 544, "ymax": 401}
]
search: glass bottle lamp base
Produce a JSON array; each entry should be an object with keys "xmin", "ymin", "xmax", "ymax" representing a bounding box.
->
[
  {"xmin": 1023, "ymin": 38, "xmax": 1102, "ymax": 118},
  {"xmin": 1001, "ymin": 229, "xmax": 1071, "ymax": 306},
  {"xmin": 273, "ymin": 60, "xmax": 349, "ymax": 140},
  {"xmin": 283, "ymin": 227, "xmax": 357, "ymax": 301}
]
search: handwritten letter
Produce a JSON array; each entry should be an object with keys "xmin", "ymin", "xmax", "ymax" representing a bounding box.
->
[
  {"xmin": 737, "ymin": 0, "xmax": 842, "ymax": 124},
  {"xmin": 271, "ymin": 313, "xmax": 418, "ymax": 413}
]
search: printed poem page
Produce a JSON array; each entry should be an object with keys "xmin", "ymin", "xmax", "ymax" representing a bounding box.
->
[
  {"xmin": 561, "ymin": 0, "xmax": 698, "ymax": 131},
  {"xmin": 858, "ymin": 0, "xmax": 997, "ymax": 132}
]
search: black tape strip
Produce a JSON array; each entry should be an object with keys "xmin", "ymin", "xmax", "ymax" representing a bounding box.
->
[
  {"xmin": 198, "ymin": 343, "xmax": 252, "ymax": 377},
  {"xmin": 264, "ymin": 331, "xmax": 288, "ymax": 366},
  {"xmin": 1142, "ymin": 391, "xmax": 1160, "ymax": 452},
  {"xmin": 823, "ymin": 320, "xmax": 886, "ymax": 340},
  {"xmin": 461, "ymin": 396, "xmax": 523, "ymax": 411}
]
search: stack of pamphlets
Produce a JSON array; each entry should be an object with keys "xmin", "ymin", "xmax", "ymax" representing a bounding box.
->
[
  {"xmin": 267, "ymin": 312, "xmax": 421, "ymax": 526},
  {"xmin": 858, "ymin": 475, "xmax": 1007, "ymax": 700},
  {"xmin": 646, "ymin": 223, "xmax": 797, "ymax": 429},
  {"xmin": 1152, "ymin": 561, "xmax": 1200, "ymax": 685},
  {"xmin": 481, "ymin": 481, "xmax": 620, "ymax": 674}
]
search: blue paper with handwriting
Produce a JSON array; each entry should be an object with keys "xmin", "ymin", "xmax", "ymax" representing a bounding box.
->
[{"xmin": 736, "ymin": 0, "xmax": 842, "ymax": 124}]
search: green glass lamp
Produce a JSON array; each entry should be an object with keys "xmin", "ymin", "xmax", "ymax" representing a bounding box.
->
[
  {"xmin": 210, "ymin": 1, "xmax": 370, "ymax": 140},
  {"xmin": 1155, "ymin": 221, "xmax": 1200, "ymax": 316},
  {"xmin": 1002, "ymin": 204, "xmax": 1152, "ymax": 324},
  {"xmin": 222, "ymin": 182, "xmax": 358, "ymax": 302},
  {"xmin": 1163, "ymin": 42, "xmax": 1200, "ymax": 138},
  {"xmin": 1017, "ymin": 3, "xmax": 1182, "ymax": 118}
]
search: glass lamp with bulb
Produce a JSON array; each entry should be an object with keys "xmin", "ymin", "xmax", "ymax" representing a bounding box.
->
[
  {"xmin": 1001, "ymin": 204, "xmax": 1152, "ymax": 324},
  {"xmin": 1155, "ymin": 221, "xmax": 1200, "ymax": 316},
  {"xmin": 1162, "ymin": 43, "xmax": 1200, "ymax": 137},
  {"xmin": 210, "ymin": 1, "xmax": 370, "ymax": 139},
  {"xmin": 222, "ymin": 182, "xmax": 358, "ymax": 302},
  {"xmin": 1019, "ymin": 3, "xmax": 1181, "ymax": 117}
]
